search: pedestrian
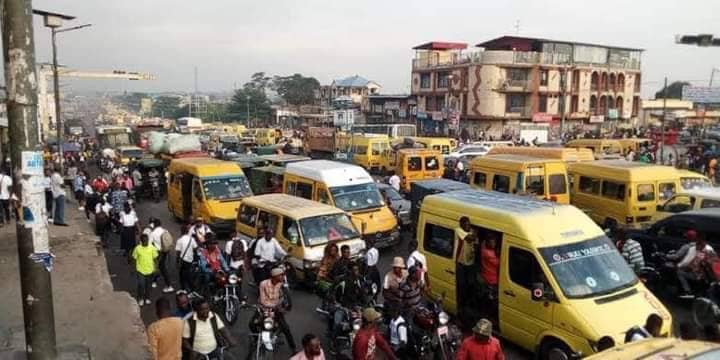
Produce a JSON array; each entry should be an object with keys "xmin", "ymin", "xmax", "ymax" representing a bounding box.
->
[
  {"xmin": 50, "ymin": 166, "xmax": 68, "ymax": 226},
  {"xmin": 147, "ymin": 297, "xmax": 183, "ymax": 360},
  {"xmin": 616, "ymin": 229, "xmax": 645, "ymax": 273},
  {"xmin": 457, "ymin": 319, "xmax": 505, "ymax": 360},
  {"xmin": 290, "ymin": 333, "xmax": 325, "ymax": 360},
  {"xmin": 182, "ymin": 298, "xmax": 235, "ymax": 359},
  {"xmin": 388, "ymin": 171, "xmax": 401, "ymax": 192},
  {"xmin": 352, "ymin": 307, "xmax": 396, "ymax": 360},
  {"xmin": 132, "ymin": 234, "xmax": 158, "ymax": 306},
  {"xmin": 406, "ymin": 240, "xmax": 429, "ymax": 290},
  {"xmin": 174, "ymin": 291, "xmax": 192, "ymax": 319},
  {"xmin": 43, "ymin": 168, "xmax": 53, "ymax": 222},
  {"xmin": 365, "ymin": 238, "xmax": 381, "ymax": 300},
  {"xmin": 455, "ymin": 216, "xmax": 476, "ymax": 326},
  {"xmin": 94, "ymin": 196, "xmax": 112, "ymax": 246},
  {"xmin": 83, "ymin": 178, "xmax": 96, "ymax": 222},
  {"xmin": 149, "ymin": 218, "xmax": 175, "ymax": 293},
  {"xmin": 73, "ymin": 170, "xmax": 86, "ymax": 211},
  {"xmin": 175, "ymin": 225, "xmax": 197, "ymax": 291},
  {"xmin": 119, "ymin": 202, "xmax": 140, "ymax": 257},
  {"xmin": 0, "ymin": 169, "xmax": 13, "ymax": 226}
]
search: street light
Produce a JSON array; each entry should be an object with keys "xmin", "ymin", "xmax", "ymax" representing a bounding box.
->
[{"xmin": 33, "ymin": 9, "xmax": 91, "ymax": 174}]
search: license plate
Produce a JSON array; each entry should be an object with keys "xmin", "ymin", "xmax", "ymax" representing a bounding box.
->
[{"xmin": 437, "ymin": 326, "xmax": 448, "ymax": 336}]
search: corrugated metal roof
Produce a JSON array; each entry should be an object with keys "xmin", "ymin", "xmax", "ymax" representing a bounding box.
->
[{"xmin": 333, "ymin": 75, "xmax": 371, "ymax": 87}]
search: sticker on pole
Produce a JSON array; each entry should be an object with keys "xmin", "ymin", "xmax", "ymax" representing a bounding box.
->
[
  {"xmin": 533, "ymin": 288, "xmax": 544, "ymax": 299},
  {"xmin": 21, "ymin": 151, "xmax": 44, "ymax": 176}
]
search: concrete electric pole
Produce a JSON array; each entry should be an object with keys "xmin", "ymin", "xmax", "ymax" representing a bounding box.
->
[{"xmin": 2, "ymin": 2, "xmax": 57, "ymax": 359}]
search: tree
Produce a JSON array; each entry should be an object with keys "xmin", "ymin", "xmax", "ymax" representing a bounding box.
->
[
  {"xmin": 152, "ymin": 96, "xmax": 182, "ymax": 118},
  {"xmin": 272, "ymin": 73, "xmax": 320, "ymax": 105},
  {"xmin": 228, "ymin": 74, "xmax": 272, "ymax": 123},
  {"xmin": 655, "ymin": 81, "xmax": 691, "ymax": 99}
]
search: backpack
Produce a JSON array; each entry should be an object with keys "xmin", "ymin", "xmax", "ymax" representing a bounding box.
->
[
  {"xmin": 160, "ymin": 230, "xmax": 174, "ymax": 252},
  {"xmin": 187, "ymin": 314, "xmax": 224, "ymax": 350}
]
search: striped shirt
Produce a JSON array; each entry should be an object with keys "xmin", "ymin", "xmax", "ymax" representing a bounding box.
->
[{"xmin": 621, "ymin": 238, "xmax": 644, "ymax": 272}]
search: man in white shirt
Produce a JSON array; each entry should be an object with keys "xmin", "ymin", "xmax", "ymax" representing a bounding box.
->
[
  {"xmin": 149, "ymin": 218, "xmax": 174, "ymax": 293},
  {"xmin": 50, "ymin": 168, "xmax": 68, "ymax": 226},
  {"xmin": 388, "ymin": 307, "xmax": 408, "ymax": 355},
  {"xmin": 190, "ymin": 217, "xmax": 212, "ymax": 245},
  {"xmin": 253, "ymin": 228, "xmax": 287, "ymax": 283},
  {"xmin": 175, "ymin": 225, "xmax": 198, "ymax": 291},
  {"xmin": 365, "ymin": 238, "xmax": 381, "ymax": 300},
  {"xmin": 0, "ymin": 170, "xmax": 13, "ymax": 226},
  {"xmin": 406, "ymin": 240, "xmax": 429, "ymax": 289},
  {"xmin": 677, "ymin": 230, "xmax": 715, "ymax": 297},
  {"xmin": 182, "ymin": 298, "xmax": 234, "ymax": 358},
  {"xmin": 388, "ymin": 172, "xmax": 401, "ymax": 192}
]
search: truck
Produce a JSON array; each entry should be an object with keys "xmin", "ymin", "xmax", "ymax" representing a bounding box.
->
[
  {"xmin": 304, "ymin": 127, "xmax": 350, "ymax": 159},
  {"xmin": 176, "ymin": 117, "xmax": 203, "ymax": 134},
  {"xmin": 96, "ymin": 125, "xmax": 133, "ymax": 149}
]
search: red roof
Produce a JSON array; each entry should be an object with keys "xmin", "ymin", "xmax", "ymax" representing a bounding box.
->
[{"xmin": 412, "ymin": 41, "xmax": 468, "ymax": 50}]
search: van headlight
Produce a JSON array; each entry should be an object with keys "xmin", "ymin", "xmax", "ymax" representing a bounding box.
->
[
  {"xmin": 263, "ymin": 318, "xmax": 274, "ymax": 330},
  {"xmin": 438, "ymin": 311, "xmax": 449, "ymax": 325},
  {"xmin": 228, "ymin": 274, "xmax": 239, "ymax": 284}
]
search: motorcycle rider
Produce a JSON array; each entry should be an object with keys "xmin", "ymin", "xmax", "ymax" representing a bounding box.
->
[
  {"xmin": 388, "ymin": 306, "xmax": 409, "ymax": 358},
  {"xmin": 676, "ymin": 230, "xmax": 715, "ymax": 298},
  {"xmin": 252, "ymin": 227, "xmax": 287, "ymax": 284},
  {"xmin": 317, "ymin": 243, "xmax": 339, "ymax": 294},
  {"xmin": 198, "ymin": 235, "xmax": 230, "ymax": 295},
  {"xmin": 329, "ymin": 245, "xmax": 353, "ymax": 281},
  {"xmin": 257, "ymin": 267, "xmax": 297, "ymax": 353},
  {"xmin": 616, "ymin": 229, "xmax": 645, "ymax": 273},
  {"xmin": 400, "ymin": 266, "xmax": 423, "ymax": 320},
  {"xmin": 334, "ymin": 262, "xmax": 367, "ymax": 308},
  {"xmin": 383, "ymin": 257, "xmax": 408, "ymax": 315},
  {"xmin": 190, "ymin": 217, "xmax": 213, "ymax": 245}
]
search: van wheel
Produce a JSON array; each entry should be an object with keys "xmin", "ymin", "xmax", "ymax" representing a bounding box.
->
[{"xmin": 540, "ymin": 340, "xmax": 573, "ymax": 360}]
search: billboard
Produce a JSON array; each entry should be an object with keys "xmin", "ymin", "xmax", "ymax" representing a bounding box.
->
[{"xmin": 682, "ymin": 85, "xmax": 720, "ymax": 103}]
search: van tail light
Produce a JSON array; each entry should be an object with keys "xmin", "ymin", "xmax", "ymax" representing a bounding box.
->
[{"xmin": 625, "ymin": 216, "xmax": 634, "ymax": 224}]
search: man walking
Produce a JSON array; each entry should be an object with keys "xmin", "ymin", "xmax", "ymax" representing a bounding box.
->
[
  {"xmin": 132, "ymin": 234, "xmax": 158, "ymax": 306},
  {"xmin": 175, "ymin": 225, "xmax": 197, "ymax": 291},
  {"xmin": 51, "ymin": 167, "xmax": 68, "ymax": 226},
  {"xmin": 457, "ymin": 319, "xmax": 505, "ymax": 360},
  {"xmin": 150, "ymin": 218, "xmax": 175, "ymax": 293},
  {"xmin": 147, "ymin": 297, "xmax": 183, "ymax": 360},
  {"xmin": 0, "ymin": 169, "xmax": 12, "ymax": 226}
]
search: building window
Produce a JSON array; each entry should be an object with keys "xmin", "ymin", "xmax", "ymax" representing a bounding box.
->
[
  {"xmin": 570, "ymin": 95, "xmax": 579, "ymax": 113},
  {"xmin": 436, "ymin": 96, "xmax": 445, "ymax": 111},
  {"xmin": 538, "ymin": 95, "xmax": 548, "ymax": 113},
  {"xmin": 634, "ymin": 74, "xmax": 641, "ymax": 92},
  {"xmin": 506, "ymin": 95, "xmax": 526, "ymax": 113},
  {"xmin": 540, "ymin": 70, "xmax": 549, "ymax": 86},
  {"xmin": 420, "ymin": 74, "xmax": 431, "ymax": 89},
  {"xmin": 437, "ymin": 72, "xmax": 450, "ymax": 88},
  {"xmin": 591, "ymin": 72, "xmax": 599, "ymax": 91},
  {"xmin": 507, "ymin": 68, "xmax": 529, "ymax": 87},
  {"xmin": 590, "ymin": 95, "xmax": 598, "ymax": 115},
  {"xmin": 572, "ymin": 70, "xmax": 580, "ymax": 92},
  {"xmin": 617, "ymin": 73, "xmax": 626, "ymax": 92},
  {"xmin": 632, "ymin": 96, "xmax": 640, "ymax": 116}
]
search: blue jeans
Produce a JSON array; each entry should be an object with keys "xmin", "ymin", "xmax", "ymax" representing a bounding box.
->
[{"xmin": 53, "ymin": 195, "xmax": 65, "ymax": 224}]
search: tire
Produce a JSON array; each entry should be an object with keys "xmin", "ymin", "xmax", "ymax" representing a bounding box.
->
[
  {"xmin": 224, "ymin": 297, "xmax": 241, "ymax": 325},
  {"xmin": 540, "ymin": 340, "xmax": 573, "ymax": 360}
]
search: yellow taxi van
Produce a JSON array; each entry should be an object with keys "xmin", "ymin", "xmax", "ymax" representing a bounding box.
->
[
  {"xmin": 488, "ymin": 146, "xmax": 595, "ymax": 163},
  {"xmin": 252, "ymin": 128, "xmax": 278, "ymax": 146},
  {"xmin": 567, "ymin": 160, "xmax": 680, "ymax": 229},
  {"xmin": 350, "ymin": 134, "xmax": 391, "ymax": 174},
  {"xmin": 565, "ymin": 139, "xmax": 623, "ymax": 159},
  {"xmin": 585, "ymin": 338, "xmax": 720, "ymax": 360},
  {"xmin": 403, "ymin": 137, "xmax": 457, "ymax": 155},
  {"xmin": 236, "ymin": 194, "xmax": 366, "ymax": 283},
  {"xmin": 283, "ymin": 160, "xmax": 400, "ymax": 248},
  {"xmin": 167, "ymin": 158, "xmax": 253, "ymax": 233},
  {"xmin": 677, "ymin": 169, "xmax": 713, "ymax": 191},
  {"xmin": 390, "ymin": 148, "xmax": 444, "ymax": 192},
  {"xmin": 116, "ymin": 145, "xmax": 145, "ymax": 165},
  {"xmin": 469, "ymin": 154, "xmax": 570, "ymax": 204},
  {"xmin": 617, "ymin": 138, "xmax": 652, "ymax": 154},
  {"xmin": 419, "ymin": 189, "xmax": 672, "ymax": 359}
]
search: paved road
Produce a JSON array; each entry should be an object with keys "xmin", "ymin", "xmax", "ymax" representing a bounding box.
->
[
  {"xmin": 99, "ymin": 196, "xmax": 533, "ymax": 359},
  {"xmin": 99, "ymin": 193, "xmax": 699, "ymax": 359}
]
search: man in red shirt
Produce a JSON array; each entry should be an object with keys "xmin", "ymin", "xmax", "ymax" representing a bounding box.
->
[
  {"xmin": 457, "ymin": 319, "xmax": 505, "ymax": 360},
  {"xmin": 352, "ymin": 308, "xmax": 397, "ymax": 360}
]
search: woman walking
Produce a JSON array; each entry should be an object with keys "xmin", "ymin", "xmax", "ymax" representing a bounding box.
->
[{"xmin": 118, "ymin": 202, "xmax": 139, "ymax": 257}]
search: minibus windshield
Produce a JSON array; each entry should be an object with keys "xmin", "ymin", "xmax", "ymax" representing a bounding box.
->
[
  {"xmin": 299, "ymin": 214, "xmax": 360, "ymax": 246},
  {"xmin": 681, "ymin": 177, "xmax": 712, "ymax": 190},
  {"xmin": 330, "ymin": 183, "xmax": 383, "ymax": 212},
  {"xmin": 202, "ymin": 176, "xmax": 252, "ymax": 201},
  {"xmin": 122, "ymin": 149, "xmax": 144, "ymax": 159},
  {"xmin": 539, "ymin": 235, "xmax": 637, "ymax": 299}
]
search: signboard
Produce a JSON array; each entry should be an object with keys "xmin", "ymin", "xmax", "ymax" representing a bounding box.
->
[
  {"xmin": 431, "ymin": 111, "xmax": 443, "ymax": 121},
  {"xmin": 607, "ymin": 109, "xmax": 618, "ymax": 120},
  {"xmin": 682, "ymin": 85, "xmax": 720, "ymax": 104},
  {"xmin": 383, "ymin": 101, "xmax": 400, "ymax": 110},
  {"xmin": 416, "ymin": 111, "xmax": 427, "ymax": 119},
  {"xmin": 532, "ymin": 113, "xmax": 554, "ymax": 123},
  {"xmin": 399, "ymin": 109, "xmax": 407, "ymax": 118},
  {"xmin": 589, "ymin": 115, "xmax": 605, "ymax": 123}
]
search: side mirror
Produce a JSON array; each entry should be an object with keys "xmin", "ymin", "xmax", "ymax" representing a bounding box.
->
[{"xmin": 531, "ymin": 282, "xmax": 554, "ymax": 302}]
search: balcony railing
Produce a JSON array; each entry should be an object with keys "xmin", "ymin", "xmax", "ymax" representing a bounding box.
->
[
  {"xmin": 496, "ymin": 79, "xmax": 530, "ymax": 91},
  {"xmin": 412, "ymin": 52, "xmax": 481, "ymax": 69},
  {"xmin": 414, "ymin": 50, "xmax": 641, "ymax": 70}
]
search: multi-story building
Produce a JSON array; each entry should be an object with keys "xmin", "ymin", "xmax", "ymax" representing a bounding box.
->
[
  {"xmin": 411, "ymin": 36, "xmax": 643, "ymax": 137},
  {"xmin": 319, "ymin": 75, "xmax": 381, "ymax": 108}
]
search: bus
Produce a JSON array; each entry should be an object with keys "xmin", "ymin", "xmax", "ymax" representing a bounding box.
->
[
  {"xmin": 351, "ymin": 124, "xmax": 416, "ymax": 139},
  {"xmin": 96, "ymin": 126, "xmax": 132, "ymax": 149}
]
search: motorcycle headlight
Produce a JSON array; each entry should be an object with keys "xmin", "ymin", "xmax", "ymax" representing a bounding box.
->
[
  {"xmin": 228, "ymin": 274, "xmax": 238, "ymax": 284},
  {"xmin": 263, "ymin": 318, "xmax": 274, "ymax": 330},
  {"xmin": 438, "ymin": 311, "xmax": 449, "ymax": 325},
  {"xmin": 352, "ymin": 319, "xmax": 362, "ymax": 331},
  {"xmin": 303, "ymin": 259, "xmax": 320, "ymax": 269}
]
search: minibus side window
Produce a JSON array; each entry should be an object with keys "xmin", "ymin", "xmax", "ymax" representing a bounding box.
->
[
  {"xmin": 371, "ymin": 143, "xmax": 382, "ymax": 156},
  {"xmin": 473, "ymin": 172, "xmax": 487, "ymax": 187},
  {"xmin": 238, "ymin": 205, "xmax": 258, "ymax": 226},
  {"xmin": 408, "ymin": 157, "xmax": 422, "ymax": 171},
  {"xmin": 425, "ymin": 156, "xmax": 439, "ymax": 171},
  {"xmin": 258, "ymin": 212, "xmax": 278, "ymax": 232},
  {"xmin": 637, "ymin": 184, "xmax": 655, "ymax": 202},
  {"xmin": 492, "ymin": 175, "xmax": 510, "ymax": 193},
  {"xmin": 442, "ymin": 145, "xmax": 450, "ymax": 154},
  {"xmin": 579, "ymin": 176, "xmax": 600, "ymax": 195},
  {"xmin": 193, "ymin": 178, "xmax": 203, "ymax": 201},
  {"xmin": 549, "ymin": 174, "xmax": 567, "ymax": 195},
  {"xmin": 296, "ymin": 182, "xmax": 313, "ymax": 200},
  {"xmin": 601, "ymin": 180, "xmax": 626, "ymax": 201},
  {"xmin": 282, "ymin": 217, "xmax": 301, "ymax": 245},
  {"xmin": 354, "ymin": 145, "xmax": 368, "ymax": 155},
  {"xmin": 525, "ymin": 171, "xmax": 545, "ymax": 196},
  {"xmin": 702, "ymin": 199, "xmax": 720, "ymax": 209},
  {"xmin": 509, "ymin": 247, "xmax": 544, "ymax": 290},
  {"xmin": 659, "ymin": 183, "xmax": 676, "ymax": 202},
  {"xmin": 423, "ymin": 222, "xmax": 454, "ymax": 259}
]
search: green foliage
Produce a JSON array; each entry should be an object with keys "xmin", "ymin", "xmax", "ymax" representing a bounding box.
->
[
  {"xmin": 153, "ymin": 96, "xmax": 182, "ymax": 118},
  {"xmin": 655, "ymin": 81, "xmax": 691, "ymax": 99},
  {"xmin": 272, "ymin": 73, "xmax": 320, "ymax": 105}
]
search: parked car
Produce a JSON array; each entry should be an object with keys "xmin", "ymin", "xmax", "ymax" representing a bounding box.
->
[
  {"xmin": 377, "ymin": 183, "xmax": 411, "ymax": 227},
  {"xmin": 655, "ymin": 188, "xmax": 720, "ymax": 220}
]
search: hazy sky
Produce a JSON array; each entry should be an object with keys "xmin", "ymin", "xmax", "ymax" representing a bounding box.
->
[{"xmin": 27, "ymin": 0, "xmax": 720, "ymax": 97}]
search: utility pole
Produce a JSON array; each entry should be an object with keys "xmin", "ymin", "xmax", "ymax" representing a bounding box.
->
[
  {"xmin": 3, "ymin": 1, "xmax": 57, "ymax": 359},
  {"xmin": 660, "ymin": 77, "xmax": 668, "ymax": 164},
  {"xmin": 51, "ymin": 27, "xmax": 63, "ymax": 174}
]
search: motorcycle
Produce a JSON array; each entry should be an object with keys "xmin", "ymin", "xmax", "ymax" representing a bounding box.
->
[
  {"xmin": 212, "ymin": 270, "xmax": 243, "ymax": 325},
  {"xmin": 248, "ymin": 305, "xmax": 281, "ymax": 360},
  {"xmin": 408, "ymin": 298, "xmax": 461, "ymax": 360}
]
